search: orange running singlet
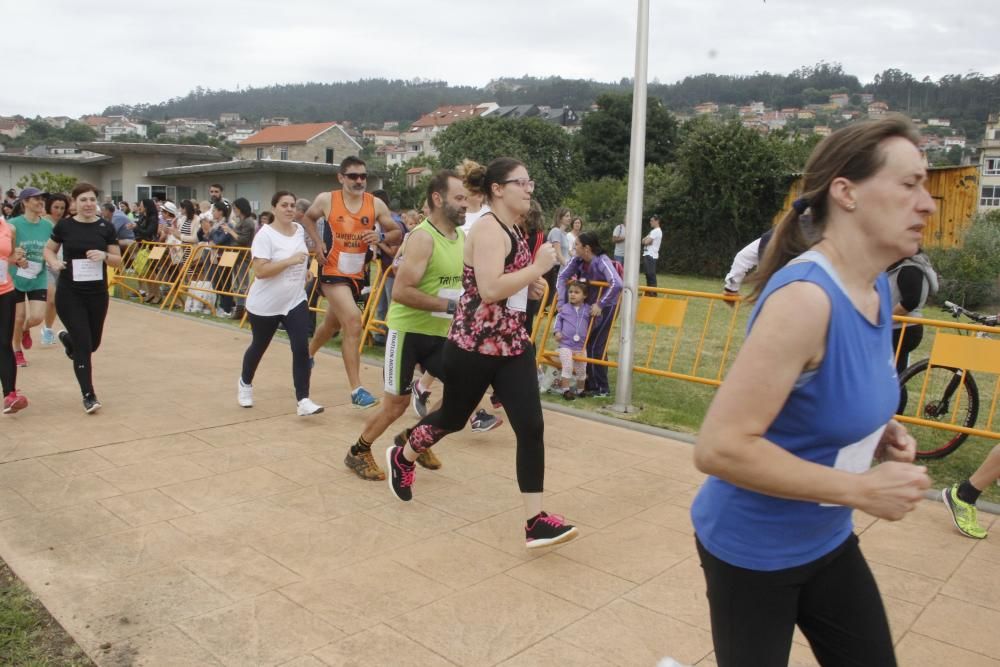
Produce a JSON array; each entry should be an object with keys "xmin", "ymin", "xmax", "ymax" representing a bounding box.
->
[{"xmin": 322, "ymin": 190, "xmax": 376, "ymax": 279}]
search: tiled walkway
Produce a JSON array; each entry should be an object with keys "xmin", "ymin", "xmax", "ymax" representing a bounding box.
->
[{"xmin": 0, "ymin": 301, "xmax": 997, "ymax": 666}]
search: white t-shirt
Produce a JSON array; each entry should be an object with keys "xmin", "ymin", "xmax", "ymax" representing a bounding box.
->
[
  {"xmin": 566, "ymin": 231, "xmax": 578, "ymax": 257},
  {"xmin": 461, "ymin": 204, "xmax": 491, "ymax": 234},
  {"xmin": 643, "ymin": 227, "xmax": 663, "ymax": 259},
  {"xmin": 612, "ymin": 223, "xmax": 626, "ymax": 257},
  {"xmin": 245, "ymin": 223, "xmax": 308, "ymax": 316}
]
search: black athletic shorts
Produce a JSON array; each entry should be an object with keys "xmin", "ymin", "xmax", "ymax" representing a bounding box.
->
[
  {"xmin": 383, "ymin": 329, "xmax": 446, "ymax": 396},
  {"xmin": 15, "ymin": 288, "xmax": 48, "ymax": 302},
  {"xmin": 318, "ymin": 274, "xmax": 362, "ymax": 300}
]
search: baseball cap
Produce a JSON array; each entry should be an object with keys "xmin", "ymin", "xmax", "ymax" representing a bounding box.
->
[{"xmin": 17, "ymin": 187, "xmax": 48, "ymax": 201}]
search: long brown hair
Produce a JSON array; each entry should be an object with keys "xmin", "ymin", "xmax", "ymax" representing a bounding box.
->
[{"xmin": 748, "ymin": 114, "xmax": 921, "ymax": 301}]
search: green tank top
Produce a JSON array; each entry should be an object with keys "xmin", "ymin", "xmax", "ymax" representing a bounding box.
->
[
  {"xmin": 386, "ymin": 219, "xmax": 464, "ymax": 337},
  {"xmin": 8, "ymin": 215, "xmax": 53, "ymax": 292}
]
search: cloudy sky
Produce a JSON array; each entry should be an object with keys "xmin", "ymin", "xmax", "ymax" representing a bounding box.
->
[{"xmin": 5, "ymin": 0, "xmax": 996, "ymax": 118}]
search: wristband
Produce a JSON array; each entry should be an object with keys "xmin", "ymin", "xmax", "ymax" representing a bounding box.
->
[
  {"xmin": 378, "ymin": 230, "xmax": 386, "ymax": 243},
  {"xmin": 446, "ymin": 299, "xmax": 457, "ymax": 316}
]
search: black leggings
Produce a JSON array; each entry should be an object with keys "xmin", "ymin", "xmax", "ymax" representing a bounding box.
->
[
  {"xmin": 0, "ymin": 290, "xmax": 17, "ymax": 395},
  {"xmin": 241, "ymin": 300, "xmax": 312, "ymax": 401},
  {"xmin": 55, "ymin": 288, "xmax": 109, "ymax": 398},
  {"xmin": 408, "ymin": 342, "xmax": 545, "ymax": 493},
  {"xmin": 696, "ymin": 534, "xmax": 895, "ymax": 667}
]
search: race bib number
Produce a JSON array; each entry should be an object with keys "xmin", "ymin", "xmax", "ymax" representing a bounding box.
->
[
  {"xmin": 506, "ymin": 285, "xmax": 529, "ymax": 313},
  {"xmin": 432, "ymin": 287, "xmax": 464, "ymax": 319},
  {"xmin": 337, "ymin": 251, "xmax": 365, "ymax": 276},
  {"xmin": 72, "ymin": 258, "xmax": 104, "ymax": 282},
  {"xmin": 284, "ymin": 259, "xmax": 307, "ymax": 285},
  {"xmin": 0, "ymin": 260, "xmax": 7, "ymax": 284},
  {"xmin": 16, "ymin": 260, "xmax": 42, "ymax": 279},
  {"xmin": 821, "ymin": 425, "xmax": 886, "ymax": 507}
]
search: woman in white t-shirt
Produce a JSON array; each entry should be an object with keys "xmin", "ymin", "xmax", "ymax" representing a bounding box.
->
[
  {"xmin": 566, "ymin": 216, "xmax": 583, "ymax": 258},
  {"xmin": 237, "ymin": 191, "xmax": 323, "ymax": 416}
]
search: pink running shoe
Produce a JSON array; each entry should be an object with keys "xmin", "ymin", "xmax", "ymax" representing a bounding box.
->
[
  {"xmin": 525, "ymin": 512, "xmax": 578, "ymax": 549},
  {"xmin": 21, "ymin": 330, "xmax": 32, "ymax": 350},
  {"xmin": 3, "ymin": 391, "xmax": 28, "ymax": 414},
  {"xmin": 14, "ymin": 351, "xmax": 27, "ymax": 368}
]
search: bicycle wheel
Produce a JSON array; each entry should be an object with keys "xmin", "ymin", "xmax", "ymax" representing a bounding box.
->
[{"xmin": 897, "ymin": 359, "xmax": 979, "ymax": 459}]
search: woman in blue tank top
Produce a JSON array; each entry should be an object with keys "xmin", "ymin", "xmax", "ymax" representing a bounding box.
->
[{"xmin": 690, "ymin": 116, "xmax": 936, "ymax": 667}]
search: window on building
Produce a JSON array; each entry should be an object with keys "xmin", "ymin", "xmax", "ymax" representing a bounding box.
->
[
  {"xmin": 256, "ymin": 147, "xmax": 264, "ymax": 159},
  {"xmin": 325, "ymin": 148, "xmax": 334, "ymax": 164},
  {"xmin": 279, "ymin": 146, "xmax": 288, "ymax": 160},
  {"xmin": 981, "ymin": 185, "xmax": 1000, "ymax": 207},
  {"xmin": 985, "ymin": 158, "xmax": 1000, "ymax": 176},
  {"xmin": 110, "ymin": 179, "xmax": 123, "ymax": 203}
]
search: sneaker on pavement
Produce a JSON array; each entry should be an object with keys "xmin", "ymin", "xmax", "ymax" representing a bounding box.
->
[
  {"xmin": 344, "ymin": 447, "xmax": 385, "ymax": 481},
  {"xmin": 21, "ymin": 330, "xmax": 32, "ymax": 350},
  {"xmin": 308, "ymin": 356, "xmax": 315, "ymax": 370},
  {"xmin": 296, "ymin": 397, "xmax": 324, "ymax": 416},
  {"xmin": 490, "ymin": 394, "xmax": 503, "ymax": 410},
  {"xmin": 525, "ymin": 512, "xmax": 578, "ymax": 549},
  {"xmin": 58, "ymin": 331, "xmax": 73, "ymax": 359},
  {"xmin": 411, "ymin": 388, "xmax": 431, "ymax": 419},
  {"xmin": 83, "ymin": 395, "xmax": 102, "ymax": 414},
  {"xmin": 237, "ymin": 378, "xmax": 253, "ymax": 408},
  {"xmin": 351, "ymin": 386, "xmax": 378, "ymax": 409},
  {"xmin": 470, "ymin": 409, "xmax": 502, "ymax": 433},
  {"xmin": 40, "ymin": 327, "xmax": 55, "ymax": 346},
  {"xmin": 386, "ymin": 444, "xmax": 415, "ymax": 502},
  {"xmin": 416, "ymin": 447, "xmax": 442, "ymax": 470},
  {"xmin": 14, "ymin": 351, "xmax": 27, "ymax": 368},
  {"xmin": 943, "ymin": 484, "xmax": 987, "ymax": 539},
  {"xmin": 2, "ymin": 391, "xmax": 28, "ymax": 414}
]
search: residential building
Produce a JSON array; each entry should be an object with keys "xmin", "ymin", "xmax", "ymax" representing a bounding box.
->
[
  {"xmin": 406, "ymin": 103, "xmax": 497, "ymax": 157},
  {"xmin": 261, "ymin": 117, "xmax": 291, "ymax": 127},
  {"xmin": 780, "ymin": 108, "xmax": 800, "ymax": 119},
  {"xmin": 859, "ymin": 93, "xmax": 875, "ymax": 104},
  {"xmin": 377, "ymin": 144, "xmax": 421, "ymax": 168},
  {"xmin": 928, "ymin": 118, "xmax": 951, "ymax": 127},
  {"xmin": 0, "ymin": 118, "xmax": 27, "ymax": 139},
  {"xmin": 867, "ymin": 102, "xmax": 889, "ymax": 118},
  {"xmin": 163, "ymin": 118, "xmax": 216, "ymax": 137},
  {"xmin": 796, "ymin": 110, "xmax": 816, "ymax": 120},
  {"xmin": 219, "ymin": 125, "xmax": 255, "ymax": 143},
  {"xmin": 405, "ymin": 166, "xmax": 432, "ymax": 188},
  {"xmin": 813, "ymin": 126, "xmax": 833, "ymax": 137},
  {"xmin": 484, "ymin": 105, "xmax": 540, "ymax": 120},
  {"xmin": 538, "ymin": 106, "xmax": 582, "ymax": 132},
  {"xmin": 44, "ymin": 116, "xmax": 72, "ymax": 129},
  {"xmin": 978, "ymin": 112, "xmax": 1000, "ymax": 209},
  {"xmin": 219, "ymin": 113, "xmax": 242, "ymax": 124},
  {"xmin": 362, "ymin": 129, "xmax": 401, "ymax": 146},
  {"xmin": 26, "ymin": 144, "xmax": 86, "ymax": 157},
  {"xmin": 382, "ymin": 121, "xmax": 399, "ymax": 131},
  {"xmin": 694, "ymin": 102, "xmax": 719, "ymax": 115},
  {"xmin": 103, "ymin": 118, "xmax": 147, "ymax": 141},
  {"xmin": 749, "ymin": 101, "xmax": 765, "ymax": 114},
  {"xmin": 238, "ymin": 122, "xmax": 361, "ymax": 164},
  {"xmin": 944, "ymin": 136, "xmax": 966, "ymax": 148},
  {"xmin": 829, "ymin": 93, "xmax": 849, "ymax": 108}
]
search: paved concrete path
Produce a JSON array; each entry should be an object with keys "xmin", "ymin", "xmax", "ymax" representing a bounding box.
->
[{"xmin": 0, "ymin": 300, "xmax": 997, "ymax": 666}]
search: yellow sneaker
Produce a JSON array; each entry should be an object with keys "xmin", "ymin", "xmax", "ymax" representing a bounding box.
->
[{"xmin": 943, "ymin": 485, "xmax": 987, "ymax": 539}]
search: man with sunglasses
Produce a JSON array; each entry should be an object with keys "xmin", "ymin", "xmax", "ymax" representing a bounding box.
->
[{"xmin": 302, "ymin": 156, "xmax": 402, "ymax": 408}]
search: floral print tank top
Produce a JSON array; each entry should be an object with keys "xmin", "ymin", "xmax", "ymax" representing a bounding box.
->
[{"xmin": 448, "ymin": 215, "xmax": 532, "ymax": 356}]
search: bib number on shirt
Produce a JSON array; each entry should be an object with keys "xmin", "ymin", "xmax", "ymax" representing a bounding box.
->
[
  {"xmin": 337, "ymin": 251, "xmax": 365, "ymax": 276},
  {"xmin": 0, "ymin": 260, "xmax": 7, "ymax": 284},
  {"xmin": 820, "ymin": 424, "xmax": 887, "ymax": 507},
  {"xmin": 284, "ymin": 260, "xmax": 307, "ymax": 286},
  {"xmin": 506, "ymin": 286, "xmax": 528, "ymax": 312},
  {"xmin": 16, "ymin": 260, "xmax": 41, "ymax": 280},
  {"xmin": 72, "ymin": 258, "xmax": 104, "ymax": 282}
]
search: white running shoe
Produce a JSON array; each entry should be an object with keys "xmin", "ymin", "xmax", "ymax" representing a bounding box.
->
[
  {"xmin": 297, "ymin": 397, "xmax": 324, "ymax": 416},
  {"xmin": 237, "ymin": 378, "xmax": 253, "ymax": 408}
]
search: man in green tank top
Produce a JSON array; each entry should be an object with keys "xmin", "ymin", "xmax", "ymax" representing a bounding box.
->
[{"xmin": 344, "ymin": 171, "xmax": 468, "ymax": 481}]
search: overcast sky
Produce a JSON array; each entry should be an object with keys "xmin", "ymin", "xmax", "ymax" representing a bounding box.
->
[{"xmin": 5, "ymin": 0, "xmax": 996, "ymax": 118}]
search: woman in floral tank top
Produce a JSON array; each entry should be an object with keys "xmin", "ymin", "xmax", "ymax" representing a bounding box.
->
[{"xmin": 385, "ymin": 158, "xmax": 579, "ymax": 549}]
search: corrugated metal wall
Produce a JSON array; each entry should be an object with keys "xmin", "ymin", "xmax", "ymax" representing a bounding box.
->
[{"xmin": 771, "ymin": 166, "xmax": 979, "ymax": 248}]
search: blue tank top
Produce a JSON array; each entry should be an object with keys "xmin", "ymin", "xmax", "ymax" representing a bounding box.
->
[{"xmin": 691, "ymin": 251, "xmax": 898, "ymax": 571}]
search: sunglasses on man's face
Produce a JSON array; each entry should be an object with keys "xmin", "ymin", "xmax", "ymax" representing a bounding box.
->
[{"xmin": 344, "ymin": 173, "xmax": 368, "ymax": 181}]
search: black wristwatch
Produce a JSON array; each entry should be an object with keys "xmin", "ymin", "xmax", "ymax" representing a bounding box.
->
[{"xmin": 446, "ymin": 299, "xmax": 457, "ymax": 315}]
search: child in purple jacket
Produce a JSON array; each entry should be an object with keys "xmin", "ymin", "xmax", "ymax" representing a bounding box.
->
[{"xmin": 553, "ymin": 281, "xmax": 590, "ymax": 399}]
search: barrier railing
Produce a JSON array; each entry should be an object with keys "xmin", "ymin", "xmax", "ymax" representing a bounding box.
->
[
  {"xmin": 110, "ymin": 241, "xmax": 195, "ymax": 310},
  {"xmin": 164, "ymin": 244, "xmax": 253, "ymax": 317},
  {"xmin": 536, "ymin": 282, "xmax": 745, "ymax": 388}
]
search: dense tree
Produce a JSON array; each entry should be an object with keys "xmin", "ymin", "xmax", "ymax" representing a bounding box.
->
[
  {"xmin": 433, "ymin": 116, "xmax": 581, "ymax": 211},
  {"xmin": 649, "ymin": 117, "xmax": 798, "ymax": 276},
  {"xmin": 577, "ymin": 93, "xmax": 678, "ymax": 180},
  {"xmin": 16, "ymin": 170, "xmax": 78, "ymax": 194}
]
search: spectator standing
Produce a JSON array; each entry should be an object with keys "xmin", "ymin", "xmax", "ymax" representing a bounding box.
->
[
  {"xmin": 556, "ymin": 232, "xmax": 622, "ymax": 397},
  {"xmin": 641, "ymin": 214, "xmax": 663, "ymax": 289},
  {"xmin": 545, "ymin": 208, "xmax": 571, "ymax": 307},
  {"xmin": 611, "ymin": 220, "xmax": 626, "ymax": 265},
  {"xmin": 566, "ymin": 216, "xmax": 583, "ymax": 258}
]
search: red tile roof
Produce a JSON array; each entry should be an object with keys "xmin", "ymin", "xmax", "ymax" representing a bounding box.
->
[
  {"xmin": 411, "ymin": 105, "xmax": 488, "ymax": 129},
  {"xmin": 240, "ymin": 122, "xmax": 338, "ymax": 146}
]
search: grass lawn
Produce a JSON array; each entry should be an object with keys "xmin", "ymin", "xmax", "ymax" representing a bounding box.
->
[{"xmin": 119, "ymin": 273, "xmax": 1000, "ymax": 503}]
